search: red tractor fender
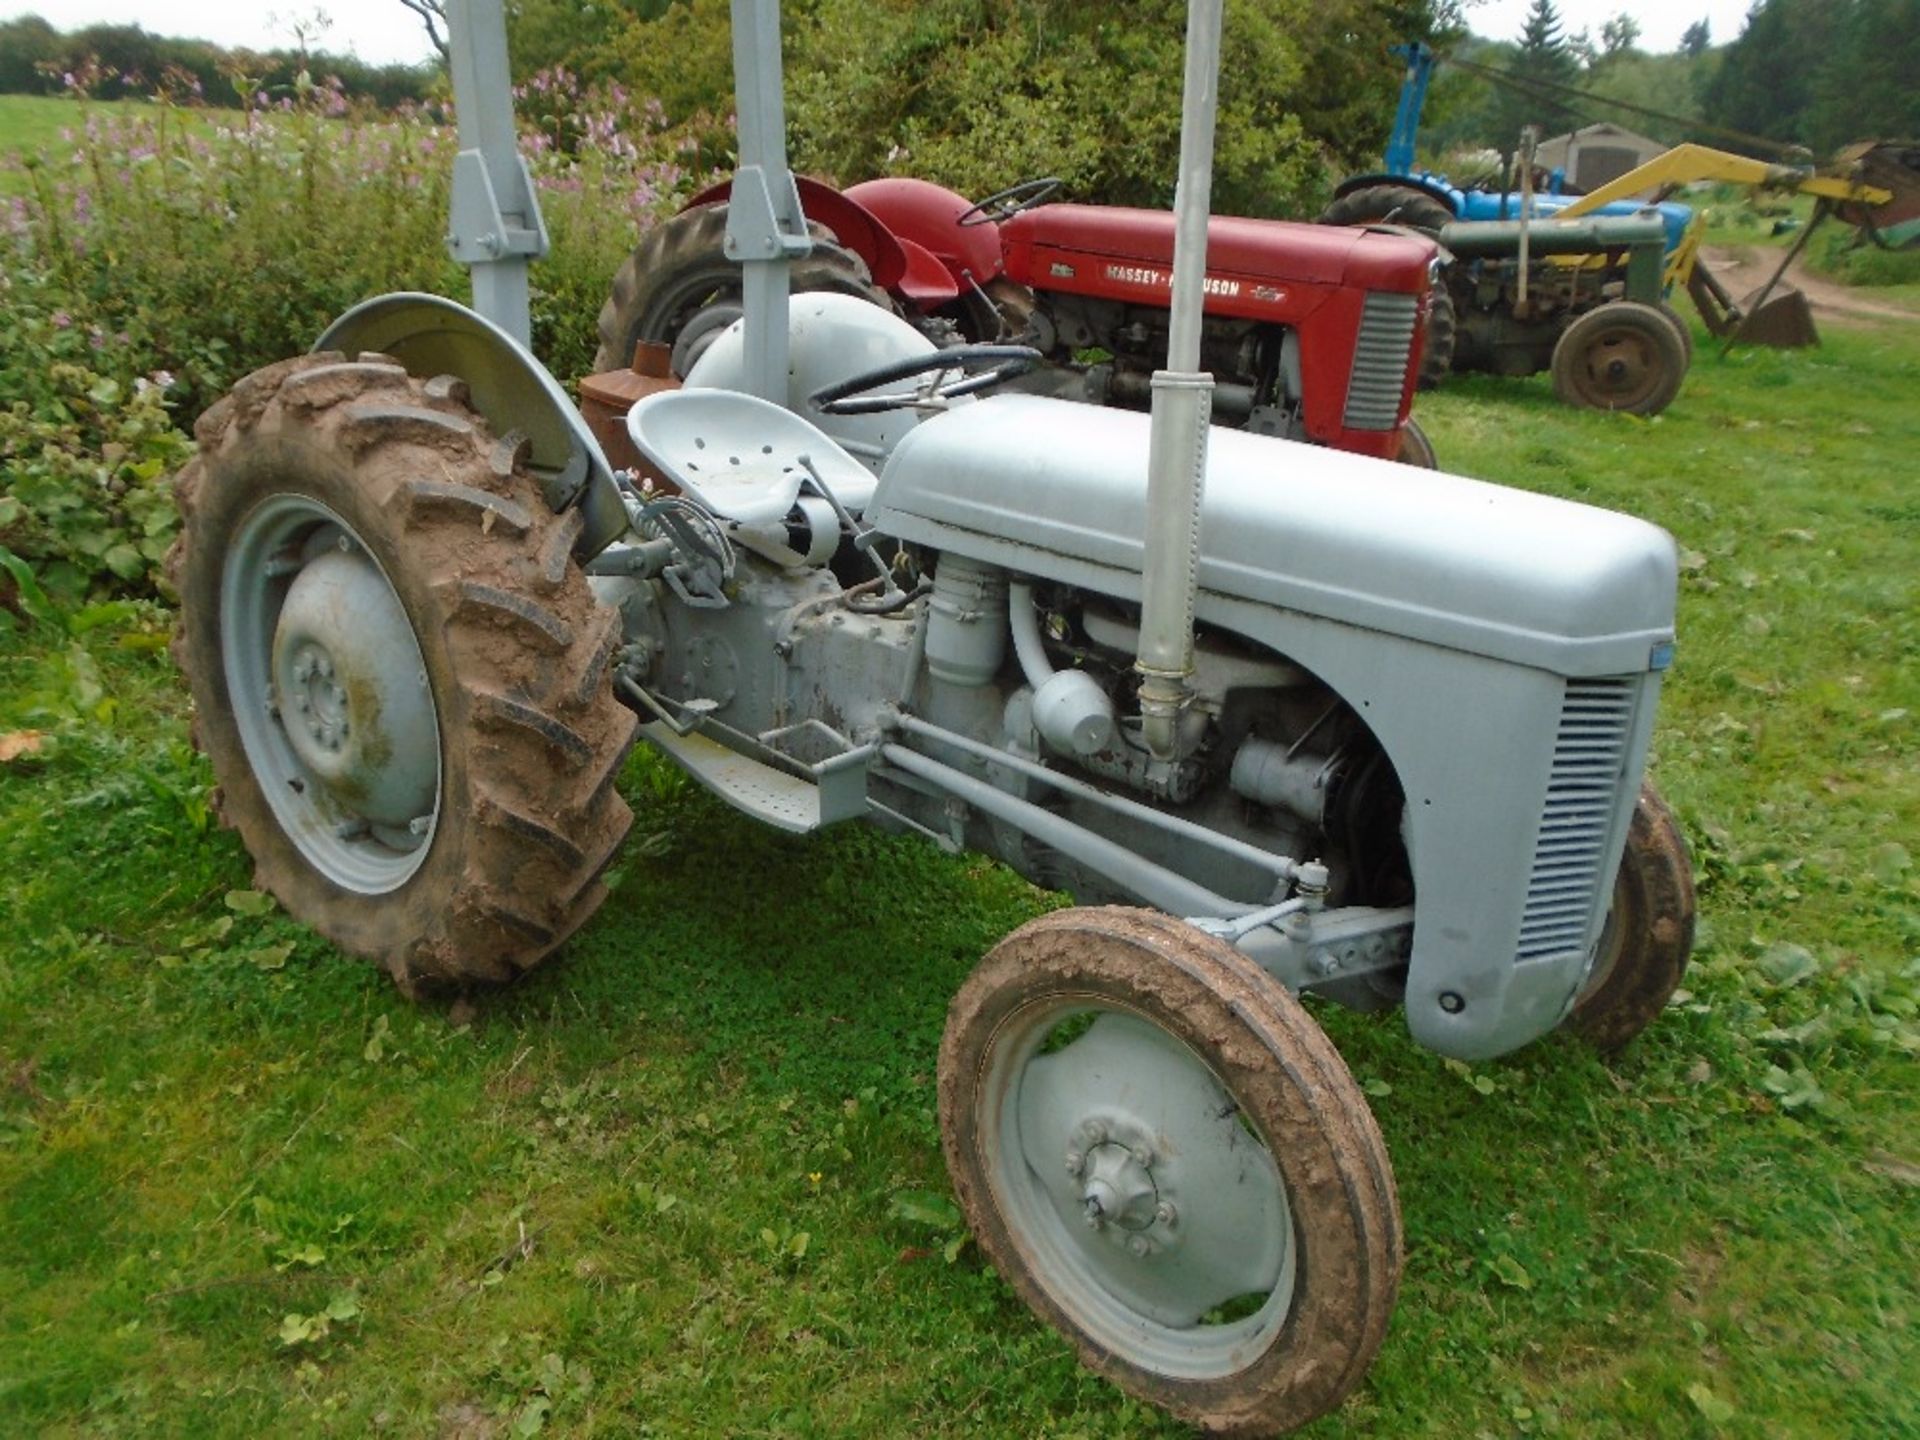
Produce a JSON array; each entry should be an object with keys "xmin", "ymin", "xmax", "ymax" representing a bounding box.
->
[
  {"xmin": 843, "ymin": 177, "xmax": 1006, "ymax": 292},
  {"xmin": 681, "ymin": 175, "xmax": 910, "ymax": 291}
]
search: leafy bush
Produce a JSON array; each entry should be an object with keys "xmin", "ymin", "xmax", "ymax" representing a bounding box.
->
[
  {"xmin": 4, "ymin": 68, "xmax": 712, "ymax": 598},
  {"xmin": 0, "ymin": 267, "xmax": 191, "ymax": 600},
  {"xmin": 1812, "ymin": 226, "xmax": 1920, "ymax": 286},
  {"xmin": 603, "ymin": 0, "xmax": 1436, "ymax": 219}
]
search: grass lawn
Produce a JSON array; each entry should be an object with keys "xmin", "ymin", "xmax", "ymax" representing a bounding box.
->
[
  {"xmin": 0, "ymin": 94, "xmax": 236, "ymax": 196},
  {"xmin": 2, "ymin": 310, "xmax": 1916, "ymax": 1437}
]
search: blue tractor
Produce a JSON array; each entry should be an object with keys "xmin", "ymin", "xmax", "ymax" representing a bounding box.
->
[{"xmin": 1322, "ymin": 42, "xmax": 1694, "ymax": 410}]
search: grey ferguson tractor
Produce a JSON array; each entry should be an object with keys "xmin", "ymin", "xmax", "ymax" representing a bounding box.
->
[{"xmin": 166, "ymin": 1, "xmax": 1694, "ymax": 1432}]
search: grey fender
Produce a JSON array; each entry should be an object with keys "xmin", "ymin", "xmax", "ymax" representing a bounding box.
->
[
  {"xmin": 314, "ymin": 293, "xmax": 627, "ymax": 557},
  {"xmin": 869, "ymin": 395, "xmax": 1678, "ymax": 1059}
]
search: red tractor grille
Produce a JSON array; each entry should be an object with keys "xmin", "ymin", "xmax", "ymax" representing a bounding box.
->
[{"xmin": 1342, "ymin": 291, "xmax": 1419, "ymax": 431}]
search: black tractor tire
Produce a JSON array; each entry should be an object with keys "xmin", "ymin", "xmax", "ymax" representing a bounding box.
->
[
  {"xmin": 1319, "ymin": 183, "xmax": 1454, "ymax": 237},
  {"xmin": 170, "ymin": 354, "xmax": 638, "ymax": 991},
  {"xmin": 592, "ymin": 203, "xmax": 893, "ymax": 376},
  {"xmin": 1656, "ymin": 300, "xmax": 1696, "ymax": 367},
  {"xmin": 1550, "ymin": 300, "xmax": 1688, "ymax": 415},
  {"xmin": 1395, "ymin": 416, "xmax": 1439, "ymax": 468},
  {"xmin": 1319, "ymin": 187, "xmax": 1458, "ymax": 388},
  {"xmin": 1565, "ymin": 781, "xmax": 1696, "ymax": 1050},
  {"xmin": 1416, "ymin": 283, "xmax": 1458, "ymax": 390}
]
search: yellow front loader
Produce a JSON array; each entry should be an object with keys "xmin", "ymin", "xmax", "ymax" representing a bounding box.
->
[{"xmin": 1555, "ymin": 143, "xmax": 1896, "ymax": 347}]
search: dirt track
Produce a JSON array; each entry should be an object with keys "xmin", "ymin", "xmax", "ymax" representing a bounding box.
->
[{"xmin": 1700, "ymin": 244, "xmax": 1919, "ymax": 326}]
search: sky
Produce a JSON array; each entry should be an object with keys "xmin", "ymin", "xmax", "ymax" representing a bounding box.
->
[
  {"xmin": 2, "ymin": 0, "xmax": 1764, "ymax": 68},
  {"xmin": 1, "ymin": 1, "xmax": 440, "ymax": 66},
  {"xmin": 1462, "ymin": 0, "xmax": 1756, "ymax": 53}
]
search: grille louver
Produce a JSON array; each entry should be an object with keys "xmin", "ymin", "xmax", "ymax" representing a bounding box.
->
[
  {"xmin": 1342, "ymin": 291, "xmax": 1419, "ymax": 431},
  {"xmin": 1516, "ymin": 678, "xmax": 1637, "ymax": 963}
]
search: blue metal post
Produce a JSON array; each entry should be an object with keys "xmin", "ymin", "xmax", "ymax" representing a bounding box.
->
[{"xmin": 1382, "ymin": 42, "xmax": 1435, "ymax": 178}]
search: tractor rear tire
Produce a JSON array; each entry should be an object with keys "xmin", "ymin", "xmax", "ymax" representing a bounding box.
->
[
  {"xmin": 1550, "ymin": 300, "xmax": 1688, "ymax": 415},
  {"xmin": 1416, "ymin": 284, "xmax": 1457, "ymax": 391},
  {"xmin": 1656, "ymin": 300, "xmax": 1695, "ymax": 367},
  {"xmin": 170, "ymin": 354, "xmax": 637, "ymax": 991},
  {"xmin": 1319, "ymin": 184, "xmax": 1453, "ymax": 237},
  {"xmin": 1319, "ymin": 187, "xmax": 1458, "ymax": 389},
  {"xmin": 593, "ymin": 203, "xmax": 893, "ymax": 376},
  {"xmin": 1565, "ymin": 782, "xmax": 1696, "ymax": 1050}
]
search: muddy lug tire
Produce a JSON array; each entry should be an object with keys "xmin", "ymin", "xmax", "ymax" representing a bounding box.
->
[
  {"xmin": 1395, "ymin": 415, "xmax": 1439, "ymax": 469},
  {"xmin": 1318, "ymin": 184, "xmax": 1453, "ymax": 238},
  {"xmin": 939, "ymin": 907, "xmax": 1401, "ymax": 1437},
  {"xmin": 169, "ymin": 353, "xmax": 637, "ymax": 990},
  {"xmin": 592, "ymin": 203, "xmax": 893, "ymax": 375},
  {"xmin": 1565, "ymin": 781, "xmax": 1697, "ymax": 1050},
  {"xmin": 1319, "ymin": 186, "xmax": 1457, "ymax": 389},
  {"xmin": 1417, "ymin": 282, "xmax": 1457, "ymax": 389},
  {"xmin": 1550, "ymin": 299, "xmax": 1689, "ymax": 415}
]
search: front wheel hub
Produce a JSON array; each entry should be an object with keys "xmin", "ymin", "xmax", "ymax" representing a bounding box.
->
[{"xmin": 1080, "ymin": 1141, "xmax": 1160, "ymax": 1232}]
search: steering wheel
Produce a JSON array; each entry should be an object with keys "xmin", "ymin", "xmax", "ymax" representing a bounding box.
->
[
  {"xmin": 809, "ymin": 345, "xmax": 1041, "ymax": 416},
  {"xmin": 956, "ymin": 176, "xmax": 1063, "ymax": 227}
]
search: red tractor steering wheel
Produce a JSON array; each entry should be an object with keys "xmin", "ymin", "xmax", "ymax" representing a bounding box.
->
[{"xmin": 956, "ymin": 176, "xmax": 1064, "ymax": 227}]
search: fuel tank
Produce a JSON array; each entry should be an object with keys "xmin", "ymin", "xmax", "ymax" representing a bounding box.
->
[{"xmin": 868, "ymin": 394, "xmax": 1676, "ymax": 678}]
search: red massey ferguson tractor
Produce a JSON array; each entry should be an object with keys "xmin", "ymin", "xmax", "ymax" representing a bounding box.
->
[{"xmin": 591, "ymin": 175, "xmax": 1442, "ymax": 465}]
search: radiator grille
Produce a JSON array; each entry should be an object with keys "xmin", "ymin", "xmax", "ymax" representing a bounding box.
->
[
  {"xmin": 1342, "ymin": 291, "xmax": 1419, "ymax": 431},
  {"xmin": 1516, "ymin": 678, "xmax": 1637, "ymax": 963}
]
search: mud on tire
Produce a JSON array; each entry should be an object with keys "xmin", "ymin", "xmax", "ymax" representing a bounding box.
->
[
  {"xmin": 940, "ymin": 907, "xmax": 1401, "ymax": 1437},
  {"xmin": 169, "ymin": 353, "xmax": 637, "ymax": 989},
  {"xmin": 1565, "ymin": 781, "xmax": 1696, "ymax": 1050}
]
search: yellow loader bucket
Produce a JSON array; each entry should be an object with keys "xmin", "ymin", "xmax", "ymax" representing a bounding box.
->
[
  {"xmin": 1687, "ymin": 259, "xmax": 1821, "ymax": 348},
  {"xmin": 1731, "ymin": 282, "xmax": 1819, "ymax": 347}
]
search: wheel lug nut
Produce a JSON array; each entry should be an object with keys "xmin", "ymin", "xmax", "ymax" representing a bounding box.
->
[
  {"xmin": 1128, "ymin": 1235, "xmax": 1153, "ymax": 1259},
  {"xmin": 1064, "ymin": 1150, "xmax": 1083, "ymax": 1176},
  {"xmin": 1155, "ymin": 1201, "xmax": 1177, "ymax": 1226},
  {"xmin": 1078, "ymin": 1120, "xmax": 1107, "ymax": 1146},
  {"xmin": 1133, "ymin": 1145, "xmax": 1154, "ymax": 1168}
]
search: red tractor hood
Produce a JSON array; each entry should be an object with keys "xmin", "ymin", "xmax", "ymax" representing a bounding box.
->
[{"xmin": 1001, "ymin": 205, "xmax": 1434, "ymax": 295}]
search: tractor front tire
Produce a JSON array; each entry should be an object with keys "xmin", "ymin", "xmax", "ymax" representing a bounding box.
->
[
  {"xmin": 593, "ymin": 203, "xmax": 891, "ymax": 376},
  {"xmin": 941, "ymin": 908, "xmax": 1401, "ymax": 1436},
  {"xmin": 1550, "ymin": 300, "xmax": 1688, "ymax": 415},
  {"xmin": 1565, "ymin": 782, "xmax": 1696, "ymax": 1049},
  {"xmin": 1395, "ymin": 416, "xmax": 1439, "ymax": 468},
  {"xmin": 170, "ymin": 354, "xmax": 637, "ymax": 990}
]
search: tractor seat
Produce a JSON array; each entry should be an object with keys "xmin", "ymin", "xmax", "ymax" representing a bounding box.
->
[{"xmin": 625, "ymin": 388, "xmax": 876, "ymax": 524}]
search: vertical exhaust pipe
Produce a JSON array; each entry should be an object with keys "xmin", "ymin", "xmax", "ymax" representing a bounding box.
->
[{"xmin": 1136, "ymin": 0, "xmax": 1223, "ymax": 760}]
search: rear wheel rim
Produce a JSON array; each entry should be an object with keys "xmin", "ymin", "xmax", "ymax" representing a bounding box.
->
[
  {"xmin": 220, "ymin": 494, "xmax": 441, "ymax": 894},
  {"xmin": 1572, "ymin": 325, "xmax": 1662, "ymax": 408}
]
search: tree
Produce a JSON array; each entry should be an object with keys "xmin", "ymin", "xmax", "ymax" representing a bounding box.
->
[
  {"xmin": 1489, "ymin": 0, "xmax": 1581, "ymax": 148},
  {"xmin": 396, "ymin": 0, "xmax": 448, "ymax": 62},
  {"xmin": 1600, "ymin": 14, "xmax": 1642, "ymax": 55},
  {"xmin": 0, "ymin": 14, "xmax": 59, "ymax": 92},
  {"xmin": 1680, "ymin": 18, "xmax": 1711, "ymax": 56},
  {"xmin": 1704, "ymin": 0, "xmax": 1841, "ymax": 148},
  {"xmin": 1807, "ymin": 0, "xmax": 1920, "ymax": 149}
]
